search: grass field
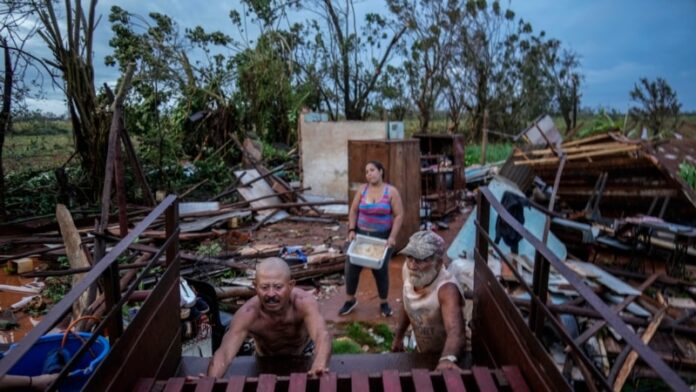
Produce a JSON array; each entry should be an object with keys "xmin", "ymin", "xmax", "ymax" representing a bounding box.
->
[{"xmin": 4, "ymin": 129, "xmax": 73, "ymax": 173}]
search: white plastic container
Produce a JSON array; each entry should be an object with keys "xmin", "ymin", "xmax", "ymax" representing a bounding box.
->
[{"xmin": 347, "ymin": 234, "xmax": 389, "ymax": 269}]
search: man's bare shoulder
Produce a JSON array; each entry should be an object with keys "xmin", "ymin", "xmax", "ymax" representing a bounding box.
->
[
  {"xmin": 291, "ymin": 288, "xmax": 319, "ymax": 313},
  {"xmin": 233, "ymin": 296, "xmax": 262, "ymax": 326},
  {"xmin": 438, "ymin": 282, "xmax": 463, "ymax": 305}
]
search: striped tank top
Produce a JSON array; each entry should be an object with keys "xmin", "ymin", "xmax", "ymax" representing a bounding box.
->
[{"xmin": 357, "ymin": 184, "xmax": 393, "ymax": 233}]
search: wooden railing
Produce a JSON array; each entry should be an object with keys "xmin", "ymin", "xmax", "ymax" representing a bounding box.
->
[
  {"xmin": 474, "ymin": 186, "xmax": 688, "ymax": 391},
  {"xmin": 0, "ymin": 195, "xmax": 180, "ymax": 391}
]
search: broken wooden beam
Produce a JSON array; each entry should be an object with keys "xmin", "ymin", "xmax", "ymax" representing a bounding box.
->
[{"xmin": 611, "ymin": 307, "xmax": 667, "ymax": 391}]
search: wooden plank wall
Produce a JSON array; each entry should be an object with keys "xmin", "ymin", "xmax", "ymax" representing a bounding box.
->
[
  {"xmin": 84, "ymin": 256, "xmax": 182, "ymax": 391},
  {"xmin": 472, "ymin": 255, "xmax": 570, "ymax": 392},
  {"xmin": 348, "ymin": 140, "xmax": 421, "ymax": 250}
]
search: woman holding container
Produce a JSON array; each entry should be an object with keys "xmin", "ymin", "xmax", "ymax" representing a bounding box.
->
[{"xmin": 339, "ymin": 160, "xmax": 403, "ymax": 317}]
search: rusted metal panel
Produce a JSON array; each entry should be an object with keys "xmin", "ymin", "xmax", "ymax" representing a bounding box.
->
[
  {"xmin": 163, "ymin": 377, "xmax": 186, "ymax": 392},
  {"xmin": 194, "ymin": 377, "xmax": 216, "ymax": 392},
  {"xmin": 258, "ymin": 374, "xmax": 277, "ymax": 392},
  {"xmin": 472, "ymin": 367, "xmax": 497, "ymax": 392},
  {"xmin": 289, "ymin": 373, "xmax": 307, "ymax": 392},
  {"xmin": 382, "ymin": 369, "xmax": 402, "ymax": 392},
  {"xmin": 134, "ymin": 378, "xmax": 156, "ymax": 392},
  {"xmin": 319, "ymin": 372, "xmax": 337, "ymax": 392},
  {"xmin": 142, "ymin": 366, "xmax": 530, "ymax": 391},
  {"xmin": 442, "ymin": 369, "xmax": 467, "ymax": 392},
  {"xmin": 351, "ymin": 372, "xmax": 369, "ymax": 392},
  {"xmin": 501, "ymin": 366, "xmax": 529, "ymax": 392},
  {"xmin": 411, "ymin": 368, "xmax": 434, "ymax": 392},
  {"xmin": 226, "ymin": 375, "xmax": 246, "ymax": 392}
]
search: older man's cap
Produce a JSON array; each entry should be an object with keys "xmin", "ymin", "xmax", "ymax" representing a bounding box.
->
[{"xmin": 398, "ymin": 230, "xmax": 445, "ymax": 260}]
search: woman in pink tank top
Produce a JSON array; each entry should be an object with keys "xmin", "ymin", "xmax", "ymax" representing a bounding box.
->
[{"xmin": 339, "ymin": 160, "xmax": 404, "ymax": 317}]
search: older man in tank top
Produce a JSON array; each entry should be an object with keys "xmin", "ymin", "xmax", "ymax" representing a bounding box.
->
[{"xmin": 391, "ymin": 231, "xmax": 465, "ymax": 371}]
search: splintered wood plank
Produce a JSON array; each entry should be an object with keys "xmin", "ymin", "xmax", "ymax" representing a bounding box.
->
[
  {"xmin": 501, "ymin": 366, "xmax": 530, "ymax": 392},
  {"xmin": 319, "ymin": 372, "xmax": 337, "ymax": 392},
  {"xmin": 351, "ymin": 372, "xmax": 369, "ymax": 392},
  {"xmin": 163, "ymin": 377, "xmax": 186, "ymax": 392},
  {"xmin": 411, "ymin": 369, "xmax": 434, "ymax": 392},
  {"xmin": 194, "ymin": 377, "xmax": 216, "ymax": 392},
  {"xmin": 133, "ymin": 378, "xmax": 155, "ymax": 392},
  {"xmin": 226, "ymin": 375, "xmax": 246, "ymax": 392},
  {"xmin": 442, "ymin": 369, "xmax": 467, "ymax": 392},
  {"xmin": 472, "ymin": 367, "xmax": 498, "ymax": 392},
  {"xmin": 289, "ymin": 373, "xmax": 307, "ymax": 392},
  {"xmin": 382, "ymin": 370, "xmax": 402, "ymax": 392},
  {"xmin": 257, "ymin": 374, "xmax": 277, "ymax": 392}
]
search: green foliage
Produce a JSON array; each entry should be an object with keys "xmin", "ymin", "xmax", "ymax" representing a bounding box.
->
[
  {"xmin": 344, "ymin": 322, "xmax": 393, "ymax": 352},
  {"xmin": 4, "ymin": 121, "xmax": 73, "ymax": 173},
  {"xmin": 577, "ymin": 109, "xmax": 620, "ymax": 139},
  {"xmin": 332, "ymin": 337, "xmax": 363, "ymax": 354},
  {"xmin": 44, "ymin": 276, "xmax": 72, "ymax": 305},
  {"xmin": 679, "ymin": 162, "xmax": 696, "ymax": 191},
  {"xmin": 196, "ymin": 239, "xmax": 223, "ymax": 258},
  {"xmin": 465, "ymin": 143, "xmax": 513, "ymax": 166}
]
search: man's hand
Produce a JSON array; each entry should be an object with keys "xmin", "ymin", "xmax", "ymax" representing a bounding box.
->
[
  {"xmin": 436, "ymin": 359, "xmax": 462, "ymax": 372},
  {"xmin": 391, "ymin": 336, "xmax": 405, "ymax": 352},
  {"xmin": 307, "ymin": 364, "xmax": 330, "ymax": 377}
]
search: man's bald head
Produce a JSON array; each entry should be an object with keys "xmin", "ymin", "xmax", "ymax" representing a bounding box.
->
[
  {"xmin": 256, "ymin": 257, "xmax": 292, "ymax": 281},
  {"xmin": 255, "ymin": 257, "xmax": 294, "ymax": 313}
]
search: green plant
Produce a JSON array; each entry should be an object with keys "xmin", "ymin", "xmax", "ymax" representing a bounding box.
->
[
  {"xmin": 344, "ymin": 322, "xmax": 392, "ymax": 352},
  {"xmin": 44, "ymin": 277, "xmax": 72, "ymax": 305},
  {"xmin": 679, "ymin": 162, "xmax": 696, "ymax": 190},
  {"xmin": 332, "ymin": 337, "xmax": 363, "ymax": 354},
  {"xmin": 56, "ymin": 256, "xmax": 70, "ymax": 269},
  {"xmin": 465, "ymin": 143, "xmax": 513, "ymax": 166},
  {"xmin": 577, "ymin": 109, "xmax": 620, "ymax": 139},
  {"xmin": 196, "ymin": 240, "xmax": 223, "ymax": 258}
]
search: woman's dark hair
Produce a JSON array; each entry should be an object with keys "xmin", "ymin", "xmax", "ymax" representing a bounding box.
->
[{"xmin": 366, "ymin": 160, "xmax": 385, "ymax": 177}]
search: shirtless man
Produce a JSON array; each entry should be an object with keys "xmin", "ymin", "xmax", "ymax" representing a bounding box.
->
[{"xmin": 207, "ymin": 258, "xmax": 332, "ymax": 377}]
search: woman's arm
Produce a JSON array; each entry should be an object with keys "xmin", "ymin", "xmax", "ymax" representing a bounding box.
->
[
  {"xmin": 347, "ymin": 185, "xmax": 364, "ymax": 241},
  {"xmin": 388, "ymin": 186, "xmax": 404, "ymax": 247}
]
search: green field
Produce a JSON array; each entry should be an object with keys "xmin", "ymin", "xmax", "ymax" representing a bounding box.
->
[{"xmin": 4, "ymin": 124, "xmax": 73, "ymax": 173}]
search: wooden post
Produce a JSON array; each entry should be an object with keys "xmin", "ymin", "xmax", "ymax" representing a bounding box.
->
[
  {"xmin": 480, "ymin": 110, "xmax": 489, "ymax": 165},
  {"xmin": 114, "ymin": 125, "xmax": 128, "ymax": 237},
  {"xmin": 530, "ymin": 154, "xmax": 567, "ymax": 335},
  {"xmin": 612, "ymin": 308, "xmax": 666, "ymax": 391}
]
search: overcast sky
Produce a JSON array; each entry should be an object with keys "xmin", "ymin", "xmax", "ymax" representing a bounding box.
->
[{"xmin": 26, "ymin": 0, "xmax": 696, "ymax": 114}]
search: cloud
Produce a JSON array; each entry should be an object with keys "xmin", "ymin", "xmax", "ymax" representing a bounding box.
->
[{"xmin": 25, "ymin": 97, "xmax": 68, "ymax": 116}]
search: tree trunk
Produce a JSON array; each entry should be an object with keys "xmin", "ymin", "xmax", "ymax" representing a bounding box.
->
[{"xmin": 0, "ymin": 39, "xmax": 12, "ymax": 220}]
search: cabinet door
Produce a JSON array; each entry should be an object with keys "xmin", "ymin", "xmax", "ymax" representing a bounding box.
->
[{"xmin": 347, "ymin": 141, "xmax": 388, "ymax": 203}]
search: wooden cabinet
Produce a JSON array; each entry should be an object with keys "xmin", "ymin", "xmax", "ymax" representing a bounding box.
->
[
  {"xmin": 413, "ymin": 134, "xmax": 466, "ymax": 218},
  {"xmin": 348, "ymin": 140, "xmax": 421, "ymax": 250}
]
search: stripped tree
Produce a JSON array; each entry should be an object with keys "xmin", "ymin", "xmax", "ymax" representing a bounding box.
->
[{"xmin": 32, "ymin": 0, "xmax": 111, "ymax": 195}]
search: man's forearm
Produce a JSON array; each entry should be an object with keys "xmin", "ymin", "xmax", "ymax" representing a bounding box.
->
[
  {"xmin": 207, "ymin": 354, "xmax": 231, "ymax": 378},
  {"xmin": 393, "ymin": 309, "xmax": 410, "ymax": 340},
  {"xmin": 440, "ymin": 334, "xmax": 463, "ymax": 359},
  {"xmin": 312, "ymin": 330, "xmax": 332, "ymax": 369}
]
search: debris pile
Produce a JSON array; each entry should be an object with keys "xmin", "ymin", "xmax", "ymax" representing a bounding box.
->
[{"xmin": 452, "ymin": 128, "xmax": 696, "ymax": 388}]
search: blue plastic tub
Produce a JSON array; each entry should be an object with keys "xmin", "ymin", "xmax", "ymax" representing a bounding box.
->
[{"xmin": 4, "ymin": 332, "xmax": 109, "ymax": 391}]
